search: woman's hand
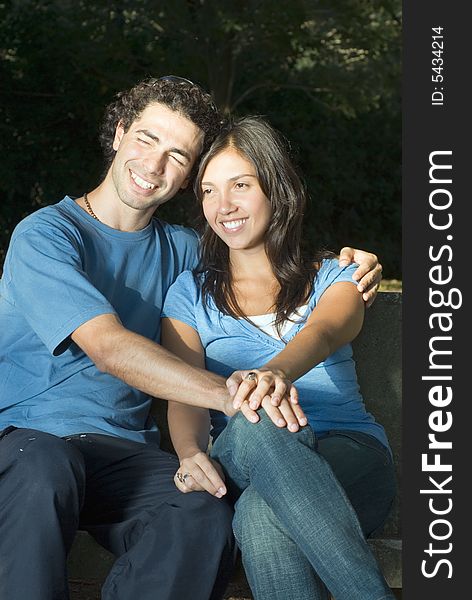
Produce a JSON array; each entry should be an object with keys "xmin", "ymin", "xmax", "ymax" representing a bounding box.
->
[
  {"xmin": 225, "ymin": 368, "xmax": 307, "ymax": 430},
  {"xmin": 338, "ymin": 247, "xmax": 383, "ymax": 308},
  {"xmin": 174, "ymin": 451, "xmax": 227, "ymax": 498},
  {"xmin": 228, "ymin": 368, "xmax": 298, "ymax": 409}
]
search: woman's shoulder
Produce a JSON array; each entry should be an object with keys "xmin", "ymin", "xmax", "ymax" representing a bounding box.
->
[
  {"xmin": 170, "ymin": 269, "xmax": 200, "ymax": 291},
  {"xmin": 318, "ymin": 256, "xmax": 357, "ymax": 277},
  {"xmin": 311, "ymin": 257, "xmax": 357, "ymax": 297}
]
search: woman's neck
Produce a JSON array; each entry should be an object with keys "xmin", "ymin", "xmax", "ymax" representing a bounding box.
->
[{"xmin": 229, "ymin": 249, "xmax": 279, "ymax": 315}]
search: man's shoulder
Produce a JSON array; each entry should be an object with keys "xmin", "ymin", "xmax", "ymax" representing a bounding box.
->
[
  {"xmin": 13, "ymin": 197, "xmax": 76, "ymax": 238},
  {"xmin": 152, "ymin": 220, "xmax": 200, "ymax": 260},
  {"xmin": 154, "ymin": 219, "xmax": 199, "ymax": 242}
]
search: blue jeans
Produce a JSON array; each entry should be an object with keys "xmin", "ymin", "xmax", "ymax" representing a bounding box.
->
[{"xmin": 211, "ymin": 412, "xmax": 395, "ymax": 600}]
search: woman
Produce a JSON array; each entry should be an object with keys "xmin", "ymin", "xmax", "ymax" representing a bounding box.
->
[{"xmin": 161, "ymin": 117, "xmax": 396, "ymax": 600}]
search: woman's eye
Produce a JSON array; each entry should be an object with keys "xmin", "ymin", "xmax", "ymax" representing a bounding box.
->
[
  {"xmin": 235, "ymin": 182, "xmax": 248, "ymax": 190},
  {"xmin": 202, "ymin": 188, "xmax": 212, "ymax": 195}
]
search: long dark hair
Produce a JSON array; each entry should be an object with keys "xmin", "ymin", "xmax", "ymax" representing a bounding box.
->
[{"xmin": 194, "ymin": 116, "xmax": 331, "ymax": 335}]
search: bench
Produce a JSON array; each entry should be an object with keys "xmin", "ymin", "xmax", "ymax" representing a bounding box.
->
[{"xmin": 68, "ymin": 291, "xmax": 402, "ymax": 597}]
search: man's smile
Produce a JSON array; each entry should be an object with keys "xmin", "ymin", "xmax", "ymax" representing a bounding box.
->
[{"xmin": 130, "ymin": 170, "xmax": 158, "ymax": 191}]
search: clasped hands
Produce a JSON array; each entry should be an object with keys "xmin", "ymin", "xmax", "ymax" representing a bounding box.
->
[{"xmin": 225, "ymin": 367, "xmax": 306, "ymax": 431}]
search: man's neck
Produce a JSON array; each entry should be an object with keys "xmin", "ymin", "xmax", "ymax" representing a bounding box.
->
[{"xmin": 78, "ymin": 180, "xmax": 156, "ymax": 232}]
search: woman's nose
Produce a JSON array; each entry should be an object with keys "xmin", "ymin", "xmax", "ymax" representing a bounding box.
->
[{"xmin": 216, "ymin": 192, "xmax": 236, "ymax": 214}]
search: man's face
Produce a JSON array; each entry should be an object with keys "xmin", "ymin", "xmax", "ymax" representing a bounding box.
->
[{"xmin": 110, "ymin": 102, "xmax": 204, "ymax": 212}]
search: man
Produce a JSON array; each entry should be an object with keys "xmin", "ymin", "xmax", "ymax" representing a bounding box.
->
[{"xmin": 0, "ymin": 76, "xmax": 382, "ymax": 600}]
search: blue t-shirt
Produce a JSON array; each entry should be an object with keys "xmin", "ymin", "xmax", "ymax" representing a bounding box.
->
[
  {"xmin": 162, "ymin": 260, "xmax": 389, "ymax": 450},
  {"xmin": 0, "ymin": 196, "xmax": 199, "ymax": 443}
]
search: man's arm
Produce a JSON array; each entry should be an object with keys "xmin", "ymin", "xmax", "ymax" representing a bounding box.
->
[
  {"xmin": 338, "ymin": 247, "xmax": 383, "ymax": 307},
  {"xmin": 71, "ymin": 313, "xmax": 237, "ymax": 416}
]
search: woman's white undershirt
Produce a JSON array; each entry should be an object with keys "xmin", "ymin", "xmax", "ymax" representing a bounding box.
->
[{"xmin": 248, "ymin": 304, "xmax": 309, "ymax": 339}]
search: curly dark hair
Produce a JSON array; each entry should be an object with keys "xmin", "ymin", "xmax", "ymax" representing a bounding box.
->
[{"xmin": 99, "ymin": 76, "xmax": 222, "ymax": 175}]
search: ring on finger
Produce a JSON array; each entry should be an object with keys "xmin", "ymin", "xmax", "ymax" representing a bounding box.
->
[
  {"xmin": 245, "ymin": 371, "xmax": 257, "ymax": 382},
  {"xmin": 176, "ymin": 471, "xmax": 190, "ymax": 485}
]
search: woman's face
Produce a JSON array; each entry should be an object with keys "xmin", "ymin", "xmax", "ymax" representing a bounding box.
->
[{"xmin": 200, "ymin": 148, "xmax": 272, "ymax": 253}]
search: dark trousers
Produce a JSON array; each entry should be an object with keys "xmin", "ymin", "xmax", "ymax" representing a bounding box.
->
[{"xmin": 0, "ymin": 427, "xmax": 236, "ymax": 600}]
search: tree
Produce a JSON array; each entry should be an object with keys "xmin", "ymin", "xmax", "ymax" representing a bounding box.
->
[{"xmin": 0, "ymin": 0, "xmax": 401, "ymax": 275}]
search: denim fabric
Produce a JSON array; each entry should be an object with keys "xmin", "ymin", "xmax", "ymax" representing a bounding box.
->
[
  {"xmin": 317, "ymin": 430, "xmax": 396, "ymax": 537},
  {"xmin": 211, "ymin": 412, "xmax": 395, "ymax": 600}
]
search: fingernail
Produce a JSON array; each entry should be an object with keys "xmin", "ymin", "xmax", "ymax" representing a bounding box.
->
[
  {"xmin": 219, "ymin": 487, "xmax": 226, "ymax": 495},
  {"xmin": 271, "ymin": 396, "xmax": 279, "ymax": 405},
  {"xmin": 289, "ymin": 423, "xmax": 299, "ymax": 432},
  {"xmin": 251, "ymin": 415, "xmax": 259, "ymax": 423},
  {"xmin": 228, "ymin": 385, "xmax": 237, "ymax": 396},
  {"xmin": 300, "ymin": 418, "xmax": 308, "ymax": 425},
  {"xmin": 216, "ymin": 492, "xmax": 223, "ymax": 498},
  {"xmin": 277, "ymin": 418, "xmax": 285, "ymax": 426},
  {"xmin": 250, "ymin": 401, "xmax": 258, "ymax": 409}
]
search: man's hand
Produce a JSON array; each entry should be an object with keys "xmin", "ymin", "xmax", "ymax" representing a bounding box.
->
[
  {"xmin": 338, "ymin": 247, "xmax": 383, "ymax": 308},
  {"xmin": 259, "ymin": 395, "xmax": 307, "ymax": 432},
  {"xmin": 174, "ymin": 452, "xmax": 227, "ymax": 498}
]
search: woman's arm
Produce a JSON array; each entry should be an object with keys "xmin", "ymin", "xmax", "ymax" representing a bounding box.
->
[
  {"xmin": 230, "ymin": 281, "xmax": 364, "ymax": 409},
  {"xmin": 160, "ymin": 317, "xmax": 227, "ymax": 497}
]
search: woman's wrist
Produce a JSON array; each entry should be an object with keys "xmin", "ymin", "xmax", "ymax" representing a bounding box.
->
[
  {"xmin": 260, "ymin": 365, "xmax": 289, "ymax": 380},
  {"xmin": 177, "ymin": 444, "xmax": 207, "ymax": 461}
]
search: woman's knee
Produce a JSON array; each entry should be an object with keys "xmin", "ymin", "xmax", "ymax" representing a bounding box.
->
[{"xmin": 223, "ymin": 410, "xmax": 315, "ymax": 457}]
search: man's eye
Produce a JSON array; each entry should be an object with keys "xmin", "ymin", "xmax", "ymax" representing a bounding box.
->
[
  {"xmin": 171, "ymin": 155, "xmax": 184, "ymax": 166},
  {"xmin": 138, "ymin": 138, "xmax": 150, "ymax": 145}
]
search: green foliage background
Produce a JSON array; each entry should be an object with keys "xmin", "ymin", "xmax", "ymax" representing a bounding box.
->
[{"xmin": 0, "ymin": 0, "xmax": 401, "ymax": 277}]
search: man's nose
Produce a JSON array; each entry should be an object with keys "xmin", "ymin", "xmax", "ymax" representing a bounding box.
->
[{"xmin": 142, "ymin": 150, "xmax": 166, "ymax": 175}]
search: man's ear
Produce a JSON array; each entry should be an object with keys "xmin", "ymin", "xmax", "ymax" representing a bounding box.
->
[{"xmin": 112, "ymin": 121, "xmax": 125, "ymax": 151}]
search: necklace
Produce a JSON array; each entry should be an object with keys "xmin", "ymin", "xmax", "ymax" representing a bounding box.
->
[{"xmin": 83, "ymin": 192, "xmax": 100, "ymax": 221}]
